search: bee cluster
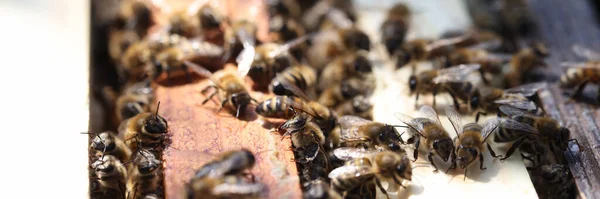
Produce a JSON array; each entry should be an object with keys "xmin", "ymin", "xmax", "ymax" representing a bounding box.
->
[{"xmin": 88, "ymin": 0, "xmax": 597, "ymax": 198}]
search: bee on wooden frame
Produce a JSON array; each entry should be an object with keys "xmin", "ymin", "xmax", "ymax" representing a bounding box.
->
[
  {"xmin": 395, "ymin": 105, "xmax": 454, "ymax": 172},
  {"xmin": 409, "ymin": 64, "xmax": 480, "ymax": 109},
  {"xmin": 444, "ymin": 106, "xmax": 501, "ymax": 180},
  {"xmin": 329, "ymin": 149, "xmax": 412, "ymax": 199},
  {"xmin": 186, "ymin": 61, "xmax": 257, "ymax": 118},
  {"xmin": 560, "ymin": 45, "xmax": 600, "ymax": 103}
]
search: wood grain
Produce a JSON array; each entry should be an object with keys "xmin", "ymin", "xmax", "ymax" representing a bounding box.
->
[
  {"xmin": 156, "ymin": 67, "xmax": 301, "ymax": 199},
  {"xmin": 525, "ymin": 0, "xmax": 600, "ymax": 198}
]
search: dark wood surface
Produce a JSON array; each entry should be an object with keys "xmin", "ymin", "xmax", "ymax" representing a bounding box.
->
[{"xmin": 527, "ymin": 0, "xmax": 600, "ymax": 198}]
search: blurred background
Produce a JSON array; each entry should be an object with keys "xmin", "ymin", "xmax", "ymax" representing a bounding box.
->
[{"xmin": 0, "ymin": 0, "xmax": 89, "ymax": 198}]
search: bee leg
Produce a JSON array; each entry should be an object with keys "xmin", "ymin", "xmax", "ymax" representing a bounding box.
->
[
  {"xmin": 180, "ymin": 63, "xmax": 193, "ymax": 83},
  {"xmin": 415, "ymin": 92, "xmax": 420, "ymax": 107},
  {"xmin": 413, "ymin": 136, "xmax": 421, "ymax": 162},
  {"xmin": 475, "ymin": 112, "xmax": 487, "ymax": 123},
  {"xmin": 445, "ymin": 88, "xmax": 460, "ymax": 110},
  {"xmin": 500, "ymin": 137, "xmax": 527, "ymax": 161},
  {"xmin": 392, "ymin": 175, "xmax": 406, "ymax": 188},
  {"xmin": 568, "ymin": 80, "xmax": 589, "ymax": 102},
  {"xmin": 201, "ymin": 90, "xmax": 218, "ymax": 105},
  {"xmin": 428, "ymin": 153, "xmax": 439, "ymax": 172},
  {"xmin": 487, "ymin": 143, "xmax": 502, "ymax": 158},
  {"xmin": 432, "ymin": 88, "xmax": 438, "ymax": 107},
  {"xmin": 463, "ymin": 167, "xmax": 468, "ymax": 181},
  {"xmin": 374, "ymin": 178, "xmax": 390, "ymax": 199},
  {"xmin": 217, "ymin": 99, "xmax": 228, "ymax": 113},
  {"xmin": 479, "ymin": 152, "xmax": 486, "ymax": 170},
  {"xmin": 479, "ymin": 69, "xmax": 490, "ymax": 85}
]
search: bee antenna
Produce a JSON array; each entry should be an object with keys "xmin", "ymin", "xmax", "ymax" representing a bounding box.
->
[
  {"xmin": 391, "ymin": 125, "xmax": 408, "ymax": 128},
  {"xmin": 155, "ymin": 101, "xmax": 161, "ymax": 117},
  {"xmin": 567, "ymin": 139, "xmax": 582, "ymax": 151}
]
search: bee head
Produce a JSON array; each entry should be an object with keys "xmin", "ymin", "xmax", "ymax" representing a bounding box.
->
[
  {"xmin": 408, "ymin": 76, "xmax": 418, "ymax": 92},
  {"xmin": 380, "ymin": 125, "xmax": 402, "ymax": 150},
  {"xmin": 270, "ymin": 81, "xmax": 288, "ymax": 96},
  {"xmin": 395, "ymin": 50, "xmax": 412, "ymax": 68},
  {"xmin": 345, "ymin": 29, "xmax": 371, "ymax": 51},
  {"xmin": 353, "ymin": 54, "xmax": 372, "ymax": 73},
  {"xmin": 456, "ymin": 146, "xmax": 478, "ymax": 169},
  {"xmin": 136, "ymin": 150, "xmax": 159, "ymax": 175},
  {"xmin": 558, "ymin": 127, "xmax": 571, "ymax": 151},
  {"xmin": 91, "ymin": 132, "xmax": 116, "ymax": 152},
  {"xmin": 224, "ymin": 149, "xmax": 256, "ymax": 175},
  {"xmin": 143, "ymin": 114, "xmax": 168, "ymax": 134},
  {"xmin": 433, "ymin": 138, "xmax": 454, "ymax": 161},
  {"xmin": 469, "ymin": 90, "xmax": 481, "ymax": 111},
  {"xmin": 340, "ymin": 79, "xmax": 361, "ymax": 98},
  {"xmin": 199, "ymin": 6, "xmax": 221, "ymax": 29},
  {"xmin": 231, "ymin": 92, "xmax": 252, "ymax": 109},
  {"xmin": 396, "ymin": 156, "xmax": 412, "ymax": 181}
]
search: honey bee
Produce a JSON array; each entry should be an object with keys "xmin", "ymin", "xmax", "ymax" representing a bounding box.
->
[
  {"xmin": 499, "ymin": 0, "xmax": 538, "ymax": 37},
  {"xmin": 88, "ymin": 131, "xmax": 133, "ymax": 162},
  {"xmin": 471, "ymin": 82, "xmax": 546, "ymax": 122},
  {"xmin": 395, "ymin": 105, "xmax": 454, "ymax": 172},
  {"xmin": 381, "ymin": 3, "xmax": 410, "ymax": 55},
  {"xmin": 529, "ymin": 164, "xmax": 576, "ymax": 199},
  {"xmin": 193, "ymin": 149, "xmax": 256, "ymax": 179},
  {"xmin": 442, "ymin": 48, "xmax": 511, "ymax": 84},
  {"xmin": 496, "ymin": 105, "xmax": 580, "ymax": 165},
  {"xmin": 504, "ymin": 42, "xmax": 549, "ymax": 87},
  {"xmin": 329, "ymin": 149, "xmax": 412, "ymax": 198},
  {"xmin": 280, "ymin": 112, "xmax": 327, "ymax": 163},
  {"xmin": 338, "ymin": 115, "xmax": 405, "ymax": 153},
  {"xmin": 335, "ymin": 95, "xmax": 373, "ymax": 120},
  {"xmin": 167, "ymin": 3, "xmax": 223, "ymax": 38},
  {"xmin": 317, "ymin": 51, "xmax": 373, "ymax": 93},
  {"xmin": 560, "ymin": 45, "xmax": 600, "ymax": 102},
  {"xmin": 185, "ymin": 175, "xmax": 265, "ymax": 199},
  {"xmin": 270, "ymin": 64, "xmax": 317, "ymax": 99},
  {"xmin": 119, "ymin": 102, "xmax": 168, "ymax": 151},
  {"xmin": 186, "ymin": 61, "xmax": 256, "ymax": 118},
  {"xmin": 236, "ymin": 35, "xmax": 311, "ymax": 90},
  {"xmin": 118, "ymin": 35, "xmax": 223, "ymax": 83},
  {"xmin": 410, "ymin": 64, "xmax": 480, "ymax": 109},
  {"xmin": 108, "ymin": 29, "xmax": 141, "ymax": 62},
  {"xmin": 152, "ymin": 37, "xmax": 225, "ymax": 83},
  {"xmin": 126, "ymin": 150, "xmax": 162, "ymax": 199},
  {"xmin": 302, "ymin": 179, "xmax": 342, "ymax": 199},
  {"xmin": 91, "ymin": 155, "xmax": 128, "ymax": 199},
  {"xmin": 395, "ymin": 31, "xmax": 500, "ymax": 67},
  {"xmin": 444, "ymin": 106, "xmax": 501, "ymax": 179},
  {"xmin": 255, "ymin": 95, "xmax": 337, "ymax": 133},
  {"xmin": 307, "ymin": 29, "xmax": 371, "ymax": 71},
  {"xmin": 114, "ymin": 0, "xmax": 154, "ymax": 36},
  {"xmin": 318, "ymin": 76, "xmax": 374, "ymax": 108}
]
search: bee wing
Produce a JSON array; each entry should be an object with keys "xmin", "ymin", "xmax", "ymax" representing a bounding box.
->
[
  {"xmin": 183, "ymin": 38, "xmax": 225, "ymax": 58},
  {"xmin": 333, "ymin": 147, "xmax": 379, "ymax": 161},
  {"xmin": 573, "ymin": 44, "xmax": 600, "ymax": 61},
  {"xmin": 498, "ymin": 104, "xmax": 527, "ymax": 117},
  {"xmin": 494, "ymin": 99, "xmax": 537, "ymax": 111},
  {"xmin": 328, "ymin": 165, "xmax": 374, "ymax": 180},
  {"xmin": 267, "ymin": 33, "xmax": 314, "ymax": 58},
  {"xmin": 339, "ymin": 115, "xmax": 372, "ymax": 140},
  {"xmin": 419, "ymin": 105, "xmax": 443, "ymax": 126},
  {"xmin": 425, "ymin": 33, "xmax": 472, "ymax": 51},
  {"xmin": 274, "ymin": 74, "xmax": 311, "ymax": 100},
  {"xmin": 213, "ymin": 182, "xmax": 265, "ymax": 195},
  {"xmin": 236, "ymin": 29, "xmax": 256, "ymax": 77},
  {"xmin": 503, "ymin": 82, "xmax": 547, "ymax": 97},
  {"xmin": 184, "ymin": 60, "xmax": 213, "ymax": 78},
  {"xmin": 394, "ymin": 112, "xmax": 425, "ymax": 136},
  {"xmin": 326, "ymin": 8, "xmax": 353, "ymax": 29},
  {"xmin": 498, "ymin": 118, "xmax": 538, "ymax": 134},
  {"xmin": 444, "ymin": 106, "xmax": 463, "ymax": 137},
  {"xmin": 481, "ymin": 118, "xmax": 501, "ymax": 142},
  {"xmin": 433, "ymin": 64, "xmax": 481, "ymax": 84}
]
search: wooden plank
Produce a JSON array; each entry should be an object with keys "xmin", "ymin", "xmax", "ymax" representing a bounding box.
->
[
  {"xmin": 156, "ymin": 66, "xmax": 301, "ymax": 199},
  {"xmin": 525, "ymin": 0, "xmax": 600, "ymax": 198}
]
